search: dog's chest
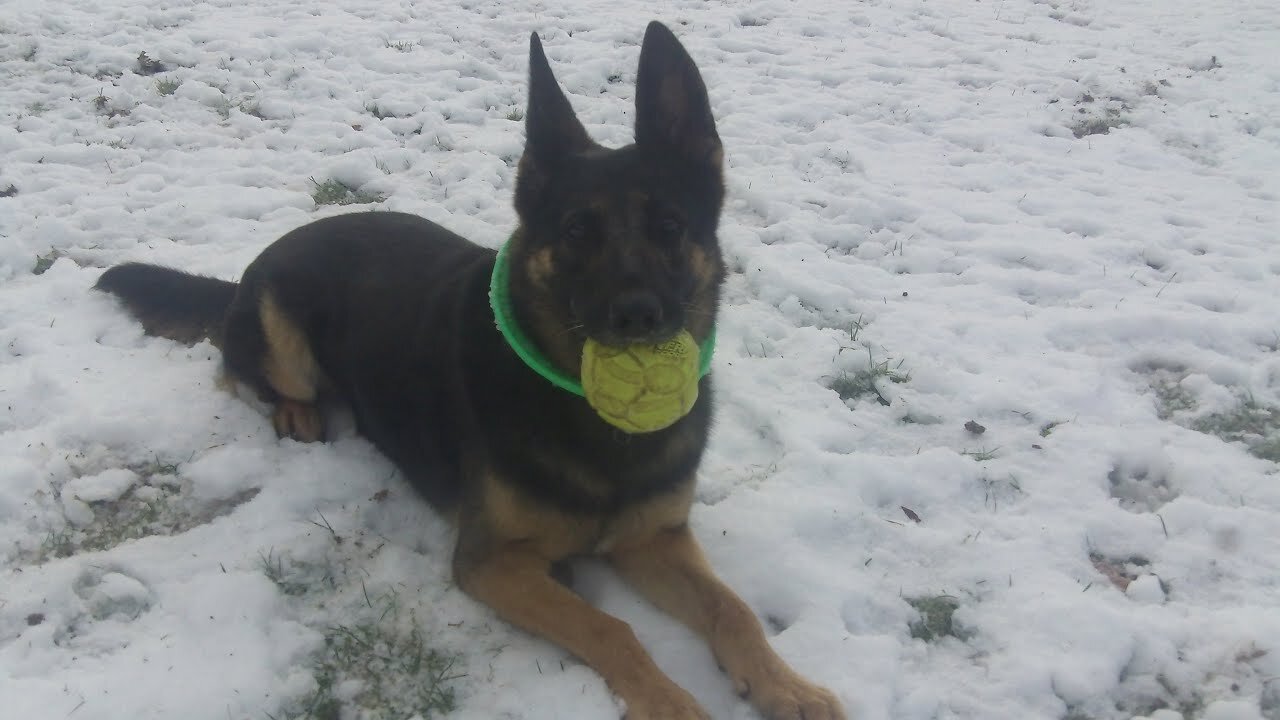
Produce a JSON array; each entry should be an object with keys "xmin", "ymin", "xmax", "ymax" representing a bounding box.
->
[{"xmin": 480, "ymin": 471, "xmax": 696, "ymax": 560}]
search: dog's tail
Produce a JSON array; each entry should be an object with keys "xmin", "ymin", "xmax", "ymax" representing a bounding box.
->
[{"xmin": 95, "ymin": 262, "xmax": 237, "ymax": 346}]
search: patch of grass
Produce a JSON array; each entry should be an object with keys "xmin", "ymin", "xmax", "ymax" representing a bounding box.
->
[
  {"xmin": 28, "ymin": 485, "xmax": 177, "ymax": 563},
  {"xmin": 981, "ymin": 473, "xmax": 1024, "ymax": 511},
  {"xmin": 1108, "ymin": 462, "xmax": 1177, "ymax": 512},
  {"xmin": 310, "ymin": 178, "xmax": 386, "ymax": 207},
  {"xmin": 24, "ymin": 457, "xmax": 260, "ymax": 564},
  {"xmin": 22, "ymin": 44, "xmax": 38, "ymax": 62},
  {"xmin": 1071, "ymin": 116, "xmax": 1124, "ymax": 138},
  {"xmin": 829, "ymin": 372, "xmax": 878, "ymax": 404},
  {"xmin": 1070, "ymin": 105, "xmax": 1128, "ymax": 138},
  {"xmin": 155, "ymin": 78, "xmax": 181, "ymax": 96},
  {"xmin": 385, "ymin": 40, "xmax": 414, "ymax": 52},
  {"xmin": 239, "ymin": 98, "xmax": 266, "ymax": 119},
  {"xmin": 828, "ymin": 345, "xmax": 910, "ymax": 406},
  {"xmin": 260, "ymin": 550, "xmax": 336, "ymax": 597},
  {"xmin": 1191, "ymin": 395, "xmax": 1280, "ymax": 462},
  {"xmin": 1152, "ymin": 376, "xmax": 1197, "ymax": 420},
  {"xmin": 91, "ymin": 90, "xmax": 129, "ymax": 119},
  {"xmin": 505, "ymin": 107, "xmax": 524, "ymax": 121},
  {"xmin": 26, "ymin": 100, "xmax": 48, "ymax": 115},
  {"xmin": 33, "ymin": 249, "xmax": 64, "ymax": 275},
  {"xmin": 1249, "ymin": 437, "xmax": 1280, "ymax": 463},
  {"xmin": 962, "ymin": 447, "xmax": 1000, "ymax": 462},
  {"xmin": 39, "ymin": 528, "xmax": 76, "ymax": 560},
  {"xmin": 1039, "ymin": 420, "xmax": 1068, "ymax": 437},
  {"xmin": 77, "ymin": 487, "xmax": 176, "ymax": 554},
  {"xmin": 1152, "ymin": 676, "xmax": 1207, "ymax": 719},
  {"xmin": 133, "ymin": 455, "xmax": 181, "ymax": 478},
  {"xmin": 135, "ymin": 51, "xmax": 166, "ymax": 76},
  {"xmin": 0, "ymin": 184, "xmax": 16, "ymax": 198},
  {"xmin": 285, "ymin": 615, "xmax": 461, "ymax": 720},
  {"xmin": 365, "ymin": 102, "xmax": 395, "ymax": 120},
  {"xmin": 906, "ymin": 595, "xmax": 963, "ymax": 641}
]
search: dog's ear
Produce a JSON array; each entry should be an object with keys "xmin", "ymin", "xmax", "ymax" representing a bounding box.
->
[
  {"xmin": 634, "ymin": 21, "xmax": 721, "ymax": 166},
  {"xmin": 524, "ymin": 32, "xmax": 592, "ymax": 161}
]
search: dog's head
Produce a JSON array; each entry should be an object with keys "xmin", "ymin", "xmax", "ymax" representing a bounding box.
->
[{"xmin": 509, "ymin": 22, "xmax": 725, "ymax": 367}]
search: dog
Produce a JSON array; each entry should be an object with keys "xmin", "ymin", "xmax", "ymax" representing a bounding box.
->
[{"xmin": 95, "ymin": 22, "xmax": 844, "ymax": 720}]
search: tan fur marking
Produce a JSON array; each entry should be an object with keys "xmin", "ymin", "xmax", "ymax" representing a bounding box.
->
[
  {"xmin": 595, "ymin": 475, "xmax": 695, "ymax": 553},
  {"xmin": 259, "ymin": 291, "xmax": 320, "ymax": 402},
  {"xmin": 610, "ymin": 524, "xmax": 846, "ymax": 720},
  {"xmin": 525, "ymin": 247, "xmax": 556, "ymax": 289},
  {"xmin": 708, "ymin": 145, "xmax": 724, "ymax": 170},
  {"xmin": 521, "ymin": 248, "xmax": 585, "ymax": 377},
  {"xmin": 479, "ymin": 472, "xmax": 600, "ymax": 560},
  {"xmin": 686, "ymin": 245, "xmax": 718, "ymax": 341},
  {"xmin": 271, "ymin": 398, "xmax": 324, "ymax": 443}
]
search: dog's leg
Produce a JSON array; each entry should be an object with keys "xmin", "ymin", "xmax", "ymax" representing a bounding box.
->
[
  {"xmin": 610, "ymin": 525, "xmax": 846, "ymax": 720},
  {"xmin": 455, "ymin": 541, "xmax": 710, "ymax": 719},
  {"xmin": 251, "ymin": 291, "xmax": 324, "ymax": 442}
]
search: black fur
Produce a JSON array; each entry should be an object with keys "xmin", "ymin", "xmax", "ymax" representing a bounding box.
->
[
  {"xmin": 95, "ymin": 263, "xmax": 236, "ymax": 345},
  {"xmin": 95, "ymin": 21, "xmax": 725, "ymax": 521}
]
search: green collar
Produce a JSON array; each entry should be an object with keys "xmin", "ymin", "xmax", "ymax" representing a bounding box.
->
[{"xmin": 488, "ymin": 240, "xmax": 715, "ymax": 397}]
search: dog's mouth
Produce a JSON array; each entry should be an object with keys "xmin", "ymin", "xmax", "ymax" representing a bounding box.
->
[
  {"xmin": 588, "ymin": 327, "xmax": 682, "ymax": 349},
  {"xmin": 570, "ymin": 291, "xmax": 686, "ymax": 349},
  {"xmin": 566, "ymin": 300, "xmax": 670, "ymax": 348}
]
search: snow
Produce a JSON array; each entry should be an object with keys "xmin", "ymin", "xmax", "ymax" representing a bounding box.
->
[{"xmin": 2, "ymin": 0, "xmax": 1279, "ymax": 718}]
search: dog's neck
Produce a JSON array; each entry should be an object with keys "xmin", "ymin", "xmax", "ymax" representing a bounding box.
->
[{"xmin": 489, "ymin": 237, "xmax": 588, "ymax": 395}]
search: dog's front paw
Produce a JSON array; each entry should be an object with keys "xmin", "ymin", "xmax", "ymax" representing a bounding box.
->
[
  {"xmin": 734, "ymin": 666, "xmax": 845, "ymax": 720},
  {"xmin": 620, "ymin": 682, "xmax": 710, "ymax": 720},
  {"xmin": 271, "ymin": 399, "xmax": 323, "ymax": 442}
]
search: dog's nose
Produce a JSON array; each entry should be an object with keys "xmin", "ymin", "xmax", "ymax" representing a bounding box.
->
[{"xmin": 608, "ymin": 291, "xmax": 663, "ymax": 338}]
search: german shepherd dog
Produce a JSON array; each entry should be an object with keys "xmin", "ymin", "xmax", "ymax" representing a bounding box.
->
[{"xmin": 96, "ymin": 22, "xmax": 843, "ymax": 720}]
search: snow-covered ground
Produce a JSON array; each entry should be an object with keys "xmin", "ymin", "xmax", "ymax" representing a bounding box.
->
[{"xmin": 3, "ymin": 0, "xmax": 1279, "ymax": 718}]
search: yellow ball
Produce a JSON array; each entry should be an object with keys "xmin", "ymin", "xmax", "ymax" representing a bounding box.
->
[{"xmin": 582, "ymin": 330, "xmax": 701, "ymax": 433}]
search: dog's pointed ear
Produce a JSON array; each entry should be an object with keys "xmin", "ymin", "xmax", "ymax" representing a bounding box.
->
[
  {"xmin": 525, "ymin": 32, "xmax": 592, "ymax": 159},
  {"xmin": 634, "ymin": 21, "xmax": 721, "ymax": 166}
]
